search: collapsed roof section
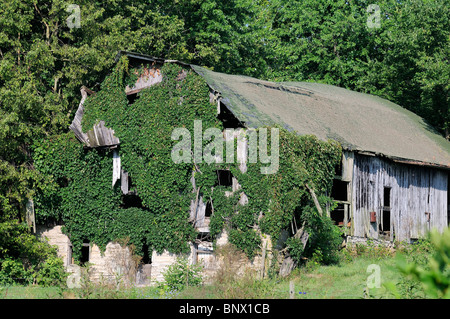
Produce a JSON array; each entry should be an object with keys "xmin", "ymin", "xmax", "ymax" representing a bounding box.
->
[{"xmin": 69, "ymin": 86, "xmax": 121, "ymax": 148}]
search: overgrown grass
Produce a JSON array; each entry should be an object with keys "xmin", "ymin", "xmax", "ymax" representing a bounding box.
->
[
  {"xmin": 0, "ymin": 239, "xmax": 435, "ymax": 299},
  {"xmin": 176, "ymin": 242, "xmax": 402, "ymax": 299}
]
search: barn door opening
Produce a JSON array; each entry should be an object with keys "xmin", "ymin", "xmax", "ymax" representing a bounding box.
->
[{"xmin": 141, "ymin": 243, "xmax": 151, "ymax": 265}]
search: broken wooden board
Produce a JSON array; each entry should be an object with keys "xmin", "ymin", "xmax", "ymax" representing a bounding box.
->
[
  {"xmin": 86, "ymin": 120, "xmax": 120, "ymax": 148},
  {"xmin": 70, "ymin": 87, "xmax": 120, "ymax": 148},
  {"xmin": 69, "ymin": 87, "xmax": 90, "ymax": 145},
  {"xmin": 125, "ymin": 65, "xmax": 163, "ymax": 95}
]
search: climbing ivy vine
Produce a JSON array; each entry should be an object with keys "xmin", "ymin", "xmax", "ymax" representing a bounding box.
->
[
  {"xmin": 212, "ymin": 128, "xmax": 343, "ymax": 262},
  {"xmin": 33, "ymin": 56, "xmax": 342, "ymax": 265}
]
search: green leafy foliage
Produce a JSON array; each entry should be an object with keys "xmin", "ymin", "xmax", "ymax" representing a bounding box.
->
[
  {"xmin": 0, "ymin": 0, "xmax": 258, "ymax": 222},
  {"xmin": 0, "ymin": 258, "xmax": 33, "ymax": 285},
  {"xmin": 34, "ymin": 255, "xmax": 67, "ymax": 287},
  {"xmin": 34, "ymin": 60, "xmax": 221, "ymax": 258},
  {"xmin": 395, "ymin": 228, "xmax": 450, "ymax": 299},
  {"xmin": 0, "ymin": 220, "xmax": 65, "ymax": 286},
  {"xmin": 212, "ymin": 127, "xmax": 342, "ymax": 260},
  {"xmin": 1, "ymin": 0, "xmax": 448, "ymax": 282},
  {"xmin": 160, "ymin": 257, "xmax": 203, "ymax": 292}
]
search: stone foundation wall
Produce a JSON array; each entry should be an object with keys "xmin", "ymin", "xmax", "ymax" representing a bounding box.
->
[
  {"xmin": 346, "ymin": 235, "xmax": 395, "ymax": 248},
  {"xmin": 37, "ymin": 225, "xmax": 273, "ymax": 287},
  {"xmin": 37, "ymin": 225, "xmax": 139, "ymax": 285}
]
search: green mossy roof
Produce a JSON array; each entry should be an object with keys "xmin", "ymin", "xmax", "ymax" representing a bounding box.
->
[{"xmin": 191, "ymin": 65, "xmax": 450, "ymax": 169}]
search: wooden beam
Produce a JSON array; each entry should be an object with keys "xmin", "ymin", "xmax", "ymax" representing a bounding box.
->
[{"xmin": 305, "ymin": 183, "xmax": 323, "ymax": 216}]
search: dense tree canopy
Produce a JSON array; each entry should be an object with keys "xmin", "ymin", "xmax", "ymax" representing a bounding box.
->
[
  {"xmin": 0, "ymin": 0, "xmax": 448, "ymax": 269},
  {"xmin": 256, "ymin": 0, "xmax": 449, "ymax": 137}
]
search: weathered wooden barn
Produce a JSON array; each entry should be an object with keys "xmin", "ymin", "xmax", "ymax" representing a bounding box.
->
[
  {"xmin": 182, "ymin": 55, "xmax": 450, "ymax": 243},
  {"xmin": 38, "ymin": 51, "xmax": 450, "ymax": 285}
]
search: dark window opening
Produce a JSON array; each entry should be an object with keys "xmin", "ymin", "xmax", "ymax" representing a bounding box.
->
[
  {"xmin": 216, "ymin": 170, "xmax": 233, "ymax": 187},
  {"xmin": 205, "ymin": 201, "xmax": 213, "ymax": 217},
  {"xmin": 380, "ymin": 187, "xmax": 392, "ymax": 239},
  {"xmin": 330, "ymin": 203, "xmax": 345, "ymax": 226},
  {"xmin": 80, "ymin": 240, "xmax": 90, "ymax": 265},
  {"xmin": 217, "ymin": 103, "xmax": 244, "ymax": 129},
  {"xmin": 331, "ymin": 179, "xmax": 349, "ymax": 202},
  {"xmin": 382, "ymin": 210, "xmax": 391, "ymax": 232},
  {"xmin": 121, "ymin": 193, "xmax": 144, "ymax": 209},
  {"xmin": 196, "ymin": 232, "xmax": 212, "ymax": 243},
  {"xmin": 127, "ymin": 92, "xmax": 139, "ymax": 105},
  {"xmin": 142, "ymin": 243, "xmax": 151, "ymax": 264},
  {"xmin": 383, "ymin": 187, "xmax": 391, "ymax": 208}
]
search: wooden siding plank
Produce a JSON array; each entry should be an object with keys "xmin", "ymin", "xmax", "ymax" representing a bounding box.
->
[{"xmin": 351, "ymin": 153, "xmax": 448, "ymax": 242}]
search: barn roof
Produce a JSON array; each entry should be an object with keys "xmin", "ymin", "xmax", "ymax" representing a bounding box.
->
[{"xmin": 118, "ymin": 51, "xmax": 450, "ymax": 169}]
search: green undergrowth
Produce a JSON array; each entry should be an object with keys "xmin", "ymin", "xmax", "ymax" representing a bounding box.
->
[
  {"xmin": 0, "ymin": 250, "xmax": 419, "ymax": 299},
  {"xmin": 1, "ymin": 233, "xmax": 444, "ymax": 299}
]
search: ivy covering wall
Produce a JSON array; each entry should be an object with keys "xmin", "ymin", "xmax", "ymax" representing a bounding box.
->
[{"xmin": 33, "ymin": 56, "xmax": 343, "ymax": 264}]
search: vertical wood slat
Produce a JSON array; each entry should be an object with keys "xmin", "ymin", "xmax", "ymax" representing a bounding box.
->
[
  {"xmin": 351, "ymin": 153, "xmax": 448, "ymax": 242},
  {"xmin": 112, "ymin": 150, "xmax": 121, "ymax": 187},
  {"xmin": 121, "ymin": 170, "xmax": 129, "ymax": 194},
  {"xmin": 25, "ymin": 199, "xmax": 36, "ymax": 233}
]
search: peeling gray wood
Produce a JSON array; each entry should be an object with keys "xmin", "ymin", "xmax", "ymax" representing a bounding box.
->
[
  {"xmin": 125, "ymin": 66, "xmax": 162, "ymax": 95},
  {"xmin": 86, "ymin": 120, "xmax": 120, "ymax": 148},
  {"xmin": 279, "ymin": 256, "xmax": 296, "ymax": 277},
  {"xmin": 70, "ymin": 87, "xmax": 120, "ymax": 148},
  {"xmin": 192, "ymin": 196, "xmax": 206, "ymax": 229},
  {"xmin": 112, "ymin": 150, "xmax": 121, "ymax": 187},
  {"xmin": 69, "ymin": 87, "xmax": 90, "ymax": 145},
  {"xmin": 351, "ymin": 153, "xmax": 448, "ymax": 242},
  {"xmin": 121, "ymin": 170, "xmax": 129, "ymax": 194},
  {"xmin": 25, "ymin": 199, "xmax": 36, "ymax": 233}
]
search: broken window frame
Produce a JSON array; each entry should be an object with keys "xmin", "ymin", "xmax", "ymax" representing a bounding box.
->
[
  {"xmin": 329, "ymin": 178, "xmax": 350, "ymax": 230},
  {"xmin": 215, "ymin": 169, "xmax": 233, "ymax": 187}
]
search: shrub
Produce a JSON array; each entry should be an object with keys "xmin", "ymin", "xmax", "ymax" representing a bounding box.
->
[
  {"xmin": 34, "ymin": 256, "xmax": 67, "ymax": 287},
  {"xmin": 285, "ymin": 237, "xmax": 305, "ymax": 264},
  {"xmin": 396, "ymin": 228, "xmax": 450, "ymax": 299},
  {"xmin": 160, "ymin": 257, "xmax": 203, "ymax": 292},
  {"xmin": 0, "ymin": 258, "xmax": 33, "ymax": 285},
  {"xmin": 385, "ymin": 228, "xmax": 450, "ymax": 299},
  {"xmin": 301, "ymin": 204, "xmax": 343, "ymax": 265}
]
